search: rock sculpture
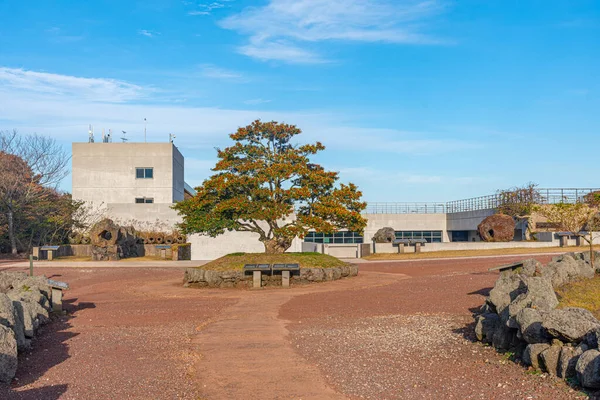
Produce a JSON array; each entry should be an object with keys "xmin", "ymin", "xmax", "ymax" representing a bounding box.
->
[
  {"xmin": 90, "ymin": 218, "xmax": 140, "ymax": 261},
  {"xmin": 477, "ymin": 213, "xmax": 515, "ymax": 242},
  {"xmin": 372, "ymin": 227, "xmax": 396, "ymax": 243}
]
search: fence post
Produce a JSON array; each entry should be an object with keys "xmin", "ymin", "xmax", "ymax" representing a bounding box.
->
[{"xmin": 29, "ymin": 254, "xmax": 34, "ymax": 277}]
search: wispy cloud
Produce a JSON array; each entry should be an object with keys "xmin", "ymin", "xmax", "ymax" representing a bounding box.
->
[
  {"xmin": 243, "ymin": 98, "xmax": 271, "ymax": 105},
  {"xmin": 0, "ymin": 67, "xmax": 147, "ymax": 103},
  {"xmin": 220, "ymin": 0, "xmax": 447, "ymax": 63},
  {"xmin": 138, "ymin": 29, "xmax": 159, "ymax": 38},
  {"xmin": 200, "ymin": 64, "xmax": 243, "ymax": 80},
  {"xmin": 188, "ymin": 1, "xmax": 233, "ymax": 16},
  {"xmin": 45, "ymin": 26, "xmax": 84, "ymax": 43}
]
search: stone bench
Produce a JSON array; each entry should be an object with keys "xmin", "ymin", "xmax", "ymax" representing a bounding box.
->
[
  {"xmin": 393, "ymin": 239, "xmax": 427, "ymax": 253},
  {"xmin": 33, "ymin": 245, "xmax": 61, "ymax": 261},
  {"xmin": 243, "ymin": 263, "xmax": 301, "ymax": 288},
  {"xmin": 47, "ymin": 279, "xmax": 69, "ymax": 312}
]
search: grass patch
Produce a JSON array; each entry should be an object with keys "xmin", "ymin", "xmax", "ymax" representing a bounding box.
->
[
  {"xmin": 364, "ymin": 245, "xmax": 600, "ymax": 261},
  {"xmin": 556, "ymin": 275, "xmax": 600, "ymax": 319},
  {"xmin": 199, "ymin": 252, "xmax": 349, "ymax": 271}
]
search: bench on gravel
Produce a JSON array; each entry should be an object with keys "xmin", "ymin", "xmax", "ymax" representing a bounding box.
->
[
  {"xmin": 47, "ymin": 279, "xmax": 69, "ymax": 312},
  {"xmin": 272, "ymin": 263, "xmax": 300, "ymax": 288},
  {"xmin": 243, "ymin": 264, "xmax": 271, "ymax": 289}
]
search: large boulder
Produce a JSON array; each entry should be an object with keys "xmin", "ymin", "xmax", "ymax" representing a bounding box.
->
[
  {"xmin": 372, "ymin": 227, "xmax": 395, "ymax": 243},
  {"xmin": 540, "ymin": 340, "xmax": 563, "ymax": 375},
  {"xmin": 558, "ymin": 344, "xmax": 587, "ymax": 379},
  {"xmin": 541, "ymin": 254, "xmax": 595, "ymax": 288},
  {"xmin": 475, "ymin": 313, "xmax": 499, "ymax": 344},
  {"xmin": 542, "ymin": 308, "xmax": 600, "ymax": 343},
  {"xmin": 576, "ymin": 349, "xmax": 600, "ymax": 389},
  {"xmin": 523, "ymin": 343, "xmax": 551, "ymax": 369},
  {"xmin": 0, "ymin": 324, "xmax": 17, "ymax": 383},
  {"xmin": 488, "ymin": 272, "xmax": 527, "ymax": 317},
  {"xmin": 0, "ymin": 294, "xmax": 27, "ymax": 351},
  {"xmin": 477, "ymin": 214, "xmax": 515, "ymax": 242},
  {"xmin": 515, "ymin": 308, "xmax": 549, "ymax": 344}
]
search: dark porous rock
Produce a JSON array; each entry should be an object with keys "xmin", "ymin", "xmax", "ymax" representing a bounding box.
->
[
  {"xmin": 585, "ymin": 327, "xmax": 600, "ymax": 350},
  {"xmin": 475, "ymin": 313, "xmax": 499, "ymax": 344},
  {"xmin": 477, "ymin": 213, "xmax": 515, "ymax": 242},
  {"xmin": 0, "ymin": 324, "xmax": 17, "ymax": 383},
  {"xmin": 576, "ymin": 350, "xmax": 600, "ymax": 389},
  {"xmin": 519, "ymin": 259, "xmax": 544, "ymax": 277},
  {"xmin": 558, "ymin": 344, "xmax": 586, "ymax": 379},
  {"xmin": 492, "ymin": 323, "xmax": 518, "ymax": 351},
  {"xmin": 542, "ymin": 254, "xmax": 594, "ymax": 288},
  {"xmin": 540, "ymin": 340, "xmax": 564, "ymax": 375},
  {"xmin": 543, "ymin": 307, "xmax": 600, "ymax": 343},
  {"xmin": 488, "ymin": 273, "xmax": 527, "ymax": 318},
  {"xmin": 523, "ymin": 343, "xmax": 551, "ymax": 369},
  {"xmin": 507, "ymin": 276, "xmax": 558, "ymax": 323},
  {"xmin": 372, "ymin": 227, "xmax": 396, "ymax": 243},
  {"xmin": 0, "ymin": 294, "xmax": 27, "ymax": 351},
  {"xmin": 515, "ymin": 308, "xmax": 549, "ymax": 344}
]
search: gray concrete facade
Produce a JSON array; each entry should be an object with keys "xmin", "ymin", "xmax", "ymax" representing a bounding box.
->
[{"xmin": 72, "ymin": 142, "xmax": 187, "ymax": 228}]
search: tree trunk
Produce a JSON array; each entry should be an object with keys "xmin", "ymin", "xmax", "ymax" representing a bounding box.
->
[
  {"xmin": 262, "ymin": 237, "xmax": 293, "ymax": 254},
  {"xmin": 7, "ymin": 210, "xmax": 18, "ymax": 254}
]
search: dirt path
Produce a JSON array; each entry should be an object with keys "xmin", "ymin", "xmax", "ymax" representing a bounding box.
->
[{"xmin": 194, "ymin": 272, "xmax": 407, "ymax": 399}]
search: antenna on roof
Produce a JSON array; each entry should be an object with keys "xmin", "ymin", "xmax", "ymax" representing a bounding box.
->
[
  {"xmin": 88, "ymin": 125, "xmax": 95, "ymax": 143},
  {"xmin": 169, "ymin": 133, "xmax": 176, "ymax": 143},
  {"xmin": 102, "ymin": 128, "xmax": 106, "ymax": 143},
  {"xmin": 144, "ymin": 118, "xmax": 147, "ymax": 143},
  {"xmin": 121, "ymin": 131, "xmax": 128, "ymax": 143},
  {"xmin": 107, "ymin": 129, "xmax": 112, "ymax": 143}
]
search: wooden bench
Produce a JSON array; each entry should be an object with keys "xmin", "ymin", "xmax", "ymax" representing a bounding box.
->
[{"xmin": 47, "ymin": 279, "xmax": 69, "ymax": 312}]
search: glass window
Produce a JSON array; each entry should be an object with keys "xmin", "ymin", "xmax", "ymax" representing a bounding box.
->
[
  {"xmin": 395, "ymin": 231, "xmax": 443, "ymax": 243},
  {"xmin": 304, "ymin": 231, "xmax": 363, "ymax": 244},
  {"xmin": 135, "ymin": 198, "xmax": 144, "ymax": 203},
  {"xmin": 135, "ymin": 167, "xmax": 154, "ymax": 179},
  {"xmin": 135, "ymin": 197, "xmax": 154, "ymax": 204}
]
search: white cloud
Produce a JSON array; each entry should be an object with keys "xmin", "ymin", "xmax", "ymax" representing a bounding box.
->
[
  {"xmin": 220, "ymin": 0, "xmax": 446, "ymax": 63},
  {"xmin": 138, "ymin": 29, "xmax": 159, "ymax": 37},
  {"xmin": 243, "ymin": 98, "xmax": 271, "ymax": 105},
  {"xmin": 188, "ymin": 1, "xmax": 232, "ymax": 16},
  {"xmin": 200, "ymin": 64, "xmax": 243, "ymax": 80},
  {"xmin": 0, "ymin": 67, "xmax": 147, "ymax": 103},
  {"xmin": 188, "ymin": 11, "xmax": 210, "ymax": 15}
]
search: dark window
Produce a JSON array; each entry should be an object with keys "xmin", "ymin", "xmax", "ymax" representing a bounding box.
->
[
  {"xmin": 135, "ymin": 197, "xmax": 154, "ymax": 204},
  {"xmin": 135, "ymin": 167, "xmax": 154, "ymax": 179},
  {"xmin": 304, "ymin": 231, "xmax": 364, "ymax": 244},
  {"xmin": 395, "ymin": 230, "xmax": 443, "ymax": 243}
]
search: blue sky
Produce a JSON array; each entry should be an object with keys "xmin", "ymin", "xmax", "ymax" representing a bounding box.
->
[{"xmin": 0, "ymin": 0, "xmax": 599, "ymax": 202}]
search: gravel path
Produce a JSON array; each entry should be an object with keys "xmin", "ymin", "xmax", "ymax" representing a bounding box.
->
[{"xmin": 0, "ymin": 254, "xmax": 587, "ymax": 399}]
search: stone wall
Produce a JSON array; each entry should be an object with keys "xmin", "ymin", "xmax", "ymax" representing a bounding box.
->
[
  {"xmin": 474, "ymin": 252, "xmax": 600, "ymax": 391},
  {"xmin": 183, "ymin": 265, "xmax": 359, "ymax": 288},
  {"xmin": 0, "ymin": 272, "xmax": 56, "ymax": 383}
]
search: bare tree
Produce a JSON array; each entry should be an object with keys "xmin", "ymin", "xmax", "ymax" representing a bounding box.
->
[
  {"xmin": 0, "ymin": 130, "xmax": 69, "ymax": 254},
  {"xmin": 496, "ymin": 182, "xmax": 543, "ymax": 240}
]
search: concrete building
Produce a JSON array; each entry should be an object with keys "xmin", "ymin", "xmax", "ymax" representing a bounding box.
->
[{"xmin": 72, "ymin": 142, "xmax": 194, "ymax": 227}]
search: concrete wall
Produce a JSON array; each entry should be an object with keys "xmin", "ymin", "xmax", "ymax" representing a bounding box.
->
[
  {"xmin": 373, "ymin": 239, "xmax": 571, "ymax": 254},
  {"xmin": 105, "ymin": 203, "xmax": 181, "ymax": 230},
  {"xmin": 72, "ymin": 142, "xmax": 180, "ymax": 204},
  {"xmin": 446, "ymin": 209, "xmax": 496, "ymax": 231},
  {"xmin": 363, "ymin": 213, "xmax": 449, "ymax": 242}
]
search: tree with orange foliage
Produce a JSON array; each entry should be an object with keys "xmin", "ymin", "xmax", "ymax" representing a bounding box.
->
[{"xmin": 173, "ymin": 120, "xmax": 367, "ymax": 253}]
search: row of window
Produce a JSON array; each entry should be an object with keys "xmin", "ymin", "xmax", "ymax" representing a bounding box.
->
[
  {"xmin": 304, "ymin": 231, "xmax": 364, "ymax": 244},
  {"xmin": 304, "ymin": 230, "xmax": 444, "ymax": 244},
  {"xmin": 395, "ymin": 231, "xmax": 443, "ymax": 243},
  {"xmin": 135, "ymin": 197, "xmax": 154, "ymax": 204}
]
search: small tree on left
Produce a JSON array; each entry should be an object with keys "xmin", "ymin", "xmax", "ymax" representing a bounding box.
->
[{"xmin": 0, "ymin": 130, "xmax": 71, "ymax": 254}]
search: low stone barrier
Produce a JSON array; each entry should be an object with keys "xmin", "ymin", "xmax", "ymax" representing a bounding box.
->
[
  {"xmin": 0, "ymin": 272, "xmax": 56, "ymax": 383},
  {"xmin": 474, "ymin": 252, "xmax": 600, "ymax": 391},
  {"xmin": 183, "ymin": 264, "xmax": 359, "ymax": 288}
]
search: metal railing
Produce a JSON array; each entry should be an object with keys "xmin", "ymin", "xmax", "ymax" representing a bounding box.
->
[
  {"xmin": 365, "ymin": 202, "xmax": 447, "ymax": 214},
  {"xmin": 366, "ymin": 188, "xmax": 600, "ymax": 214}
]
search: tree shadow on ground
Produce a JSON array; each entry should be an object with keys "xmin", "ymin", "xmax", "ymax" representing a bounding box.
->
[{"xmin": 0, "ymin": 298, "xmax": 95, "ymax": 399}]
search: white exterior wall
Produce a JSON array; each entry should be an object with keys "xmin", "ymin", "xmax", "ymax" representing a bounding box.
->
[
  {"xmin": 363, "ymin": 213, "xmax": 449, "ymax": 242},
  {"xmin": 72, "ymin": 142, "xmax": 179, "ymax": 204}
]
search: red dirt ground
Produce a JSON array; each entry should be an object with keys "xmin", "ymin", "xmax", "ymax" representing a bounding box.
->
[{"xmin": 0, "ymin": 254, "xmax": 589, "ymax": 399}]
